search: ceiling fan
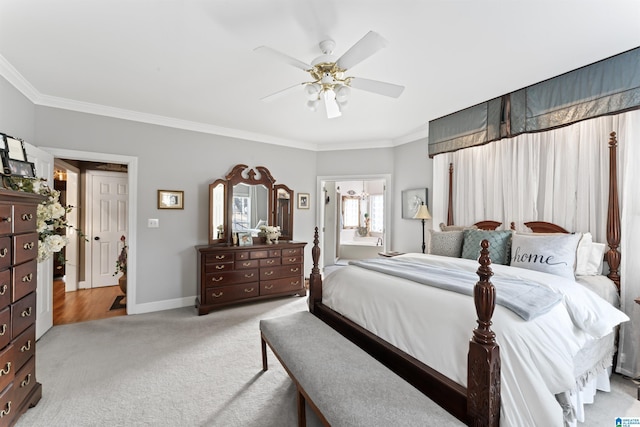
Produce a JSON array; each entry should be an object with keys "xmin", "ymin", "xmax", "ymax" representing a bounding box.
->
[{"xmin": 255, "ymin": 31, "xmax": 405, "ymax": 119}]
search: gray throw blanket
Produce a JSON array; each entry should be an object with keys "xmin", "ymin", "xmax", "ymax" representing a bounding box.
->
[{"xmin": 349, "ymin": 258, "xmax": 562, "ymax": 320}]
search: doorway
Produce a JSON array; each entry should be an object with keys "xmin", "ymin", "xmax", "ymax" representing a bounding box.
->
[{"xmin": 317, "ymin": 174, "xmax": 391, "ymax": 271}]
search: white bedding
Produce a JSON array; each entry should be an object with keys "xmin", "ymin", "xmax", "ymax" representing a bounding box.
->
[{"xmin": 321, "ymin": 253, "xmax": 629, "ymax": 427}]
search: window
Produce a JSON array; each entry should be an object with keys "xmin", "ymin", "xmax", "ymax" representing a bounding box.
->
[
  {"xmin": 370, "ymin": 194, "xmax": 383, "ymax": 232},
  {"xmin": 342, "ymin": 196, "xmax": 359, "ymax": 228}
]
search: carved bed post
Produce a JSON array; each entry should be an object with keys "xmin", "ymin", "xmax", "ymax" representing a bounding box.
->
[
  {"xmin": 447, "ymin": 163, "xmax": 454, "ymax": 226},
  {"xmin": 468, "ymin": 240, "xmax": 500, "ymax": 427},
  {"xmin": 309, "ymin": 227, "xmax": 322, "ymax": 314},
  {"xmin": 606, "ymin": 132, "xmax": 621, "ymax": 291}
]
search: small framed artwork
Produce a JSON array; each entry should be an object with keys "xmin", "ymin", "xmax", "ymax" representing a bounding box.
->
[
  {"xmin": 7, "ymin": 158, "xmax": 36, "ymax": 178},
  {"xmin": 237, "ymin": 232, "xmax": 253, "ymax": 246},
  {"xmin": 402, "ymin": 188, "xmax": 428, "ymax": 219},
  {"xmin": 297, "ymin": 193, "xmax": 310, "ymax": 209},
  {"xmin": 4, "ymin": 135, "xmax": 27, "ymax": 162},
  {"xmin": 158, "ymin": 190, "xmax": 184, "ymax": 209}
]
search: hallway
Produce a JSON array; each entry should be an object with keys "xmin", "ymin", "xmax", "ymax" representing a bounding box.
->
[{"xmin": 53, "ymin": 279, "xmax": 126, "ymax": 325}]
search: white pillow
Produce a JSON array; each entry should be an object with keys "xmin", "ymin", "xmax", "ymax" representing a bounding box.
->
[
  {"xmin": 575, "ymin": 232, "xmax": 607, "ymax": 276},
  {"xmin": 510, "ymin": 233, "xmax": 582, "ymax": 279}
]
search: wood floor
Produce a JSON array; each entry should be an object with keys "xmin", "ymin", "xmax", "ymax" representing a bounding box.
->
[{"xmin": 53, "ymin": 278, "xmax": 126, "ymax": 325}]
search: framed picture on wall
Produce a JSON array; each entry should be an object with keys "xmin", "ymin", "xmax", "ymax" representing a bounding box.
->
[
  {"xmin": 158, "ymin": 190, "xmax": 184, "ymax": 209},
  {"xmin": 401, "ymin": 188, "xmax": 428, "ymax": 219},
  {"xmin": 297, "ymin": 193, "xmax": 310, "ymax": 209}
]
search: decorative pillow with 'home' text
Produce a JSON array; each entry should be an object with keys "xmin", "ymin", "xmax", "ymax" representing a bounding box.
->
[{"xmin": 510, "ymin": 233, "xmax": 582, "ymax": 279}]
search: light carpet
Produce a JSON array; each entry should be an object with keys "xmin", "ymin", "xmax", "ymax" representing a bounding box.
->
[{"xmin": 16, "ymin": 296, "xmax": 639, "ymax": 426}]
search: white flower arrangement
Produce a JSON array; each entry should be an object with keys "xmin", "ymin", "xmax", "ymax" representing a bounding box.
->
[{"xmin": 258, "ymin": 224, "xmax": 281, "ymax": 244}]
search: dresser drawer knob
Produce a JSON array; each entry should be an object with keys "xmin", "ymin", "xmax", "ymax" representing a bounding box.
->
[
  {"xmin": 244, "ymin": 287, "xmax": 254, "ymax": 293},
  {"xmin": 211, "ymin": 277, "xmax": 223, "ymax": 282},
  {"xmin": 0, "ymin": 285, "xmax": 6, "ymax": 296},
  {"xmin": 0, "ymin": 362, "xmax": 10, "ymax": 376},
  {"xmin": 0, "ymin": 401, "xmax": 10, "ymax": 418},
  {"xmin": 22, "ymin": 273, "xmax": 33, "ymax": 283},
  {"xmin": 290, "ymin": 268, "xmax": 299, "ymax": 273},
  {"xmin": 288, "ymin": 258, "xmax": 297, "ymax": 262},
  {"xmin": 23, "ymin": 242, "xmax": 35, "ymax": 250},
  {"xmin": 21, "ymin": 340, "xmax": 31, "ymax": 352},
  {"xmin": 0, "ymin": 217, "xmax": 10, "ymax": 223},
  {"xmin": 290, "ymin": 281, "xmax": 299, "ymax": 286},
  {"xmin": 20, "ymin": 374, "xmax": 31, "ymax": 388},
  {"xmin": 215, "ymin": 255, "xmax": 226, "ymax": 260},
  {"xmin": 244, "ymin": 273, "xmax": 254, "ymax": 278},
  {"xmin": 212, "ymin": 291, "xmax": 223, "ymax": 298},
  {"xmin": 266, "ymin": 260, "xmax": 274, "ymax": 264},
  {"xmin": 0, "ymin": 324, "xmax": 5, "ymax": 336},
  {"xmin": 215, "ymin": 265, "xmax": 225, "ymax": 270},
  {"xmin": 264, "ymin": 271, "xmax": 273, "ymax": 276},
  {"xmin": 242, "ymin": 262, "xmax": 251, "ymax": 267},
  {"xmin": 21, "ymin": 213, "xmax": 33, "ymax": 221},
  {"xmin": 265, "ymin": 284, "xmax": 274, "ymax": 290},
  {"xmin": 0, "ymin": 248, "xmax": 6, "ymax": 258},
  {"xmin": 21, "ymin": 307, "xmax": 32, "ymax": 317}
]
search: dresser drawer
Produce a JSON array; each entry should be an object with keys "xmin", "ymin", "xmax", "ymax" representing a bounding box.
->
[
  {"xmin": 12, "ymin": 233, "xmax": 38, "ymax": 265},
  {"xmin": 260, "ymin": 264, "xmax": 303, "ymax": 280},
  {"xmin": 12, "ymin": 260, "xmax": 37, "ymax": 303},
  {"xmin": 249, "ymin": 250, "xmax": 269, "ymax": 259},
  {"xmin": 204, "ymin": 283, "xmax": 259, "ymax": 305},
  {"xmin": 281, "ymin": 255, "xmax": 303, "ymax": 265},
  {"xmin": 235, "ymin": 251, "xmax": 250, "ymax": 261},
  {"xmin": 0, "ymin": 382, "xmax": 13, "ymax": 426},
  {"xmin": 268, "ymin": 249, "xmax": 281, "ymax": 257},
  {"xmin": 235, "ymin": 259, "xmax": 259, "ymax": 269},
  {"xmin": 12, "ymin": 324, "xmax": 35, "ymax": 373},
  {"xmin": 0, "ymin": 271, "xmax": 10, "ymax": 310},
  {"xmin": 204, "ymin": 262, "xmax": 234, "ymax": 273},
  {"xmin": 0, "ymin": 238, "xmax": 10, "ymax": 271},
  {"xmin": 281, "ymin": 247, "xmax": 302, "ymax": 257},
  {"xmin": 0, "ymin": 344, "xmax": 14, "ymax": 395},
  {"xmin": 0, "ymin": 308, "xmax": 10, "ymax": 350},
  {"xmin": 11, "ymin": 293, "xmax": 35, "ymax": 339},
  {"xmin": 204, "ymin": 269, "xmax": 258, "ymax": 286},
  {"xmin": 0, "ymin": 206, "xmax": 11, "ymax": 236},
  {"xmin": 204, "ymin": 252, "xmax": 234, "ymax": 263},
  {"xmin": 12, "ymin": 355, "xmax": 35, "ymax": 413},
  {"xmin": 259, "ymin": 257, "xmax": 280, "ymax": 267},
  {"xmin": 12, "ymin": 205, "xmax": 37, "ymax": 235},
  {"xmin": 260, "ymin": 277, "xmax": 304, "ymax": 296}
]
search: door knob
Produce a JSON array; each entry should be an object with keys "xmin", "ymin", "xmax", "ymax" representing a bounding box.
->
[{"xmin": 94, "ymin": 236, "xmax": 100, "ymax": 241}]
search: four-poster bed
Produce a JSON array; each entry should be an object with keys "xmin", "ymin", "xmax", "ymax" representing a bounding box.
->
[{"xmin": 306, "ymin": 132, "xmax": 626, "ymax": 425}]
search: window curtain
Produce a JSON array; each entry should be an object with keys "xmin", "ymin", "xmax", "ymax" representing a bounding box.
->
[{"xmin": 432, "ymin": 109, "xmax": 640, "ymax": 377}]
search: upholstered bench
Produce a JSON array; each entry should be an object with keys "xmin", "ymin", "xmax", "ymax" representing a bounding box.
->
[{"xmin": 260, "ymin": 311, "xmax": 462, "ymax": 426}]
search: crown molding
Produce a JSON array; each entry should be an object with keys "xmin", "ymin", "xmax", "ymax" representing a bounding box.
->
[{"xmin": 0, "ymin": 55, "xmax": 41, "ymax": 103}]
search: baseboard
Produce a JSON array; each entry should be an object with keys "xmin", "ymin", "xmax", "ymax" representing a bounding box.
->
[{"xmin": 128, "ymin": 296, "xmax": 195, "ymax": 315}]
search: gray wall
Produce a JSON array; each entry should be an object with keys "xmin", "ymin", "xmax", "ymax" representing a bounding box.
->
[{"xmin": 1, "ymin": 75, "xmax": 434, "ymax": 311}]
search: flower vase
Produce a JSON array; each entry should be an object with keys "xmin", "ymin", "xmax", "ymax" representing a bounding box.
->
[{"xmin": 118, "ymin": 274, "xmax": 127, "ymax": 295}]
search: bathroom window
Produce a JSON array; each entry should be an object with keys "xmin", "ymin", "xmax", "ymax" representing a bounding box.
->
[
  {"xmin": 370, "ymin": 195, "xmax": 383, "ymax": 232},
  {"xmin": 342, "ymin": 196, "xmax": 360, "ymax": 228}
]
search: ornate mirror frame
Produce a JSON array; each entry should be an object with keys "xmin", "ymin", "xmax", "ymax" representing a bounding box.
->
[{"xmin": 209, "ymin": 164, "xmax": 294, "ymax": 244}]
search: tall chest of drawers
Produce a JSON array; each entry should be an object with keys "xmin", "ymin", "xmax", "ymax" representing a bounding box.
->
[
  {"xmin": 196, "ymin": 241, "xmax": 307, "ymax": 315},
  {"xmin": 0, "ymin": 189, "xmax": 42, "ymax": 426}
]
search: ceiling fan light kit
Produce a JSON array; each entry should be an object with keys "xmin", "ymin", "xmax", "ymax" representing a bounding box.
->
[{"xmin": 255, "ymin": 31, "xmax": 405, "ymax": 119}]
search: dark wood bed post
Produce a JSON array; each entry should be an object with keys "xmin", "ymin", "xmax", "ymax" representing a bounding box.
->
[
  {"xmin": 308, "ymin": 227, "xmax": 322, "ymax": 313},
  {"xmin": 606, "ymin": 132, "xmax": 621, "ymax": 291},
  {"xmin": 468, "ymin": 240, "xmax": 500, "ymax": 427},
  {"xmin": 447, "ymin": 163, "xmax": 454, "ymax": 226}
]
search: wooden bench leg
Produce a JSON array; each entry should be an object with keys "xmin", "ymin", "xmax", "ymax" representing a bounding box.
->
[
  {"xmin": 297, "ymin": 387, "xmax": 306, "ymax": 427},
  {"xmin": 261, "ymin": 334, "xmax": 268, "ymax": 371}
]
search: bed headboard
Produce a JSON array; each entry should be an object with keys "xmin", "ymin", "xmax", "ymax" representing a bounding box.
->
[{"xmin": 446, "ymin": 132, "xmax": 621, "ymax": 291}]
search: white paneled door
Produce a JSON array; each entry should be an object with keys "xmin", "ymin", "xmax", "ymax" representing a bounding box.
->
[{"xmin": 88, "ymin": 170, "xmax": 128, "ymax": 288}]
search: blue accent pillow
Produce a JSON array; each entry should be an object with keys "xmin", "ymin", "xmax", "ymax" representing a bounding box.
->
[{"xmin": 462, "ymin": 229, "xmax": 513, "ymax": 265}]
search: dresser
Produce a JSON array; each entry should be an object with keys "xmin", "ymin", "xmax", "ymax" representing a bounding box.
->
[
  {"xmin": 0, "ymin": 188, "xmax": 42, "ymax": 426},
  {"xmin": 196, "ymin": 241, "xmax": 306, "ymax": 315}
]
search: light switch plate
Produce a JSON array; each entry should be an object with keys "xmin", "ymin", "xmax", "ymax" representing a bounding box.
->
[{"xmin": 148, "ymin": 218, "xmax": 159, "ymax": 228}]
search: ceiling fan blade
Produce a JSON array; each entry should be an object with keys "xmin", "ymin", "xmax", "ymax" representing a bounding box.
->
[
  {"xmin": 323, "ymin": 90, "xmax": 342, "ymax": 119},
  {"xmin": 260, "ymin": 83, "xmax": 303, "ymax": 102},
  {"xmin": 349, "ymin": 77, "xmax": 405, "ymax": 98},
  {"xmin": 254, "ymin": 46, "xmax": 311, "ymax": 71},
  {"xmin": 336, "ymin": 31, "xmax": 388, "ymax": 70}
]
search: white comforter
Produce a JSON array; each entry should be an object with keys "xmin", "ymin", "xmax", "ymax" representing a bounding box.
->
[{"xmin": 322, "ymin": 253, "xmax": 629, "ymax": 427}]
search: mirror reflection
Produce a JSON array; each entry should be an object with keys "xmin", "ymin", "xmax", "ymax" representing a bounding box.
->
[
  {"xmin": 211, "ymin": 182, "xmax": 225, "ymax": 240},
  {"xmin": 275, "ymin": 185, "xmax": 293, "ymax": 239},
  {"xmin": 232, "ymin": 183, "xmax": 269, "ymax": 235}
]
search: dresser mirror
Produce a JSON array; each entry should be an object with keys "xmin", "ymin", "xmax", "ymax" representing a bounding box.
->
[{"xmin": 209, "ymin": 164, "xmax": 294, "ymax": 244}]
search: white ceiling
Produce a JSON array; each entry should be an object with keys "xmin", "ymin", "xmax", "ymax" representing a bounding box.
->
[{"xmin": 1, "ymin": 1, "xmax": 639, "ymax": 151}]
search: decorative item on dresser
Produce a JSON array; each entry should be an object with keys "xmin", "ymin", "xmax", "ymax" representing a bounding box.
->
[
  {"xmin": 196, "ymin": 242, "xmax": 306, "ymax": 315},
  {"xmin": 0, "ymin": 188, "xmax": 43, "ymax": 426}
]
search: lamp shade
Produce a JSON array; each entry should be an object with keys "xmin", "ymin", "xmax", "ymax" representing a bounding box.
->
[{"xmin": 413, "ymin": 203, "xmax": 431, "ymax": 220}]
